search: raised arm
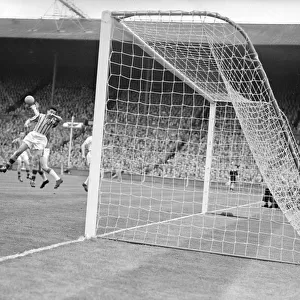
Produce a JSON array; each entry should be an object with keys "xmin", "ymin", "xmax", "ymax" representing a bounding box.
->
[
  {"xmin": 49, "ymin": 113, "xmax": 63, "ymax": 122},
  {"xmin": 24, "ymin": 103, "xmax": 40, "ymax": 127},
  {"xmin": 48, "ymin": 113, "xmax": 63, "ymax": 129}
]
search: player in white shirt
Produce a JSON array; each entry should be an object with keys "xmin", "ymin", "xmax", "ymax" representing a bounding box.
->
[
  {"xmin": 12, "ymin": 132, "xmax": 31, "ymax": 182},
  {"xmin": 81, "ymin": 135, "xmax": 112, "ymax": 192},
  {"xmin": 81, "ymin": 135, "xmax": 93, "ymax": 192}
]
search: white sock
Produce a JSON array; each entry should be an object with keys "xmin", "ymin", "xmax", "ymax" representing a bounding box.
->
[{"xmin": 49, "ymin": 169, "xmax": 60, "ymax": 181}]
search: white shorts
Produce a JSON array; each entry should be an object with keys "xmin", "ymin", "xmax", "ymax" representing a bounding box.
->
[
  {"xmin": 87, "ymin": 151, "xmax": 91, "ymax": 165},
  {"xmin": 17, "ymin": 151, "xmax": 29, "ymax": 164},
  {"xmin": 23, "ymin": 131, "xmax": 47, "ymax": 152},
  {"xmin": 43, "ymin": 148, "xmax": 50, "ymax": 162}
]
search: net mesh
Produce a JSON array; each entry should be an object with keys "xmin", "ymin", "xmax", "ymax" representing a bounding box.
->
[{"xmin": 95, "ymin": 11, "xmax": 300, "ymax": 263}]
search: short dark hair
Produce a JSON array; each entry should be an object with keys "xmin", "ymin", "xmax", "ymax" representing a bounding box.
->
[{"xmin": 49, "ymin": 106, "xmax": 58, "ymax": 113}]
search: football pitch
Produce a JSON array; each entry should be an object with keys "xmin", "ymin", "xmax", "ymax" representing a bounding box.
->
[
  {"xmin": 0, "ymin": 171, "xmax": 266, "ymax": 259},
  {"xmin": 0, "ymin": 171, "xmax": 87, "ymax": 258},
  {"xmin": 1, "ymin": 171, "xmax": 300, "ymax": 299},
  {"xmin": 96, "ymin": 176, "xmax": 300, "ymax": 263}
]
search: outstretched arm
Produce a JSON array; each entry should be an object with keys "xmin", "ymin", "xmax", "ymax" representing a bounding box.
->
[
  {"xmin": 48, "ymin": 113, "xmax": 63, "ymax": 129},
  {"xmin": 24, "ymin": 103, "xmax": 40, "ymax": 127},
  {"xmin": 30, "ymin": 103, "xmax": 39, "ymax": 116}
]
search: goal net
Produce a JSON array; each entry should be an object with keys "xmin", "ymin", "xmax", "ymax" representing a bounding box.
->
[{"xmin": 86, "ymin": 11, "xmax": 300, "ymax": 264}]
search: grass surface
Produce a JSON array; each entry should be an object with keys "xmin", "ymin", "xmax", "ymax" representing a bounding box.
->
[
  {"xmin": 0, "ymin": 171, "xmax": 86, "ymax": 257},
  {"xmin": 1, "ymin": 171, "xmax": 300, "ymax": 299},
  {"xmin": 97, "ymin": 177, "xmax": 300, "ymax": 263},
  {"xmin": 1, "ymin": 239, "xmax": 300, "ymax": 299}
]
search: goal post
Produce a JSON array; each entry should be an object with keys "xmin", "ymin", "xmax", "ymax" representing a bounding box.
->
[
  {"xmin": 85, "ymin": 11, "xmax": 112, "ymax": 238},
  {"xmin": 86, "ymin": 10, "xmax": 300, "ymax": 263},
  {"xmin": 202, "ymin": 101, "xmax": 216, "ymax": 214}
]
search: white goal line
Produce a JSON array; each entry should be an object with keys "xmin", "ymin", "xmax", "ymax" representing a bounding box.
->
[
  {"xmin": 97, "ymin": 200, "xmax": 263, "ymax": 238},
  {"xmin": 0, "ymin": 236, "xmax": 85, "ymax": 264}
]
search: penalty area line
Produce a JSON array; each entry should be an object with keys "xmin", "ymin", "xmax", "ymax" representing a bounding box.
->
[{"xmin": 0, "ymin": 236, "xmax": 86, "ymax": 263}]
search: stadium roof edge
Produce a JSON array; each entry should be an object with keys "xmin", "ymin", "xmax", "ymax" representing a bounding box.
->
[
  {"xmin": 0, "ymin": 18, "xmax": 101, "ymax": 40},
  {"xmin": 0, "ymin": 18, "xmax": 300, "ymax": 45}
]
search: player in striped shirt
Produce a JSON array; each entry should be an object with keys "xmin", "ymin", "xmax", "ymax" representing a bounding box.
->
[
  {"xmin": 29, "ymin": 138, "xmax": 50, "ymax": 189},
  {"xmin": 0, "ymin": 100, "xmax": 64, "ymax": 189}
]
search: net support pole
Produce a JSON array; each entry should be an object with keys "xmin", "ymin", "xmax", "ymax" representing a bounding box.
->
[
  {"xmin": 85, "ymin": 11, "xmax": 112, "ymax": 238},
  {"xmin": 202, "ymin": 101, "xmax": 216, "ymax": 214},
  {"xmin": 67, "ymin": 115, "xmax": 74, "ymax": 169}
]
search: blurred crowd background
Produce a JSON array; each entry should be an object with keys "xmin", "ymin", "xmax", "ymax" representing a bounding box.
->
[{"xmin": 1, "ymin": 38, "xmax": 300, "ymax": 185}]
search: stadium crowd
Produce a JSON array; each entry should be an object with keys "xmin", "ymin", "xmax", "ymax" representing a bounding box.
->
[{"xmin": 0, "ymin": 70, "xmax": 299, "ymax": 185}]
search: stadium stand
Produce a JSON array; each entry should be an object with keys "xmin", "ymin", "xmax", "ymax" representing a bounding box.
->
[{"xmin": 1, "ymin": 19, "xmax": 300, "ymax": 182}]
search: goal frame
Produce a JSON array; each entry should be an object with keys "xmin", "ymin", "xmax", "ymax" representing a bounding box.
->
[
  {"xmin": 84, "ymin": 10, "xmax": 219, "ymax": 238},
  {"xmin": 85, "ymin": 10, "xmax": 300, "ymax": 240},
  {"xmin": 85, "ymin": 11, "xmax": 112, "ymax": 238}
]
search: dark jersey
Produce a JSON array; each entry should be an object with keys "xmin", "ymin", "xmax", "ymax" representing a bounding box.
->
[{"xmin": 230, "ymin": 170, "xmax": 238, "ymax": 182}]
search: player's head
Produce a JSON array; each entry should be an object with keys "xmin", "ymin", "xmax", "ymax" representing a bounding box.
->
[
  {"xmin": 19, "ymin": 132, "xmax": 25, "ymax": 138},
  {"xmin": 47, "ymin": 106, "xmax": 58, "ymax": 115},
  {"xmin": 231, "ymin": 161, "xmax": 239, "ymax": 169}
]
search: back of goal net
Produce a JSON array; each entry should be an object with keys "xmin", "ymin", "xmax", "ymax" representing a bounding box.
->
[{"xmin": 86, "ymin": 11, "xmax": 300, "ymax": 264}]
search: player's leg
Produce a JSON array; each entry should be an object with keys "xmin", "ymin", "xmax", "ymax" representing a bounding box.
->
[
  {"xmin": 262, "ymin": 188, "xmax": 270, "ymax": 208},
  {"xmin": 39, "ymin": 150, "xmax": 49, "ymax": 189},
  {"xmin": 0, "ymin": 142, "xmax": 29, "ymax": 173},
  {"xmin": 112, "ymin": 167, "xmax": 122, "ymax": 181},
  {"xmin": 82, "ymin": 172, "xmax": 89, "ymax": 192},
  {"xmin": 185, "ymin": 175, "xmax": 189, "ymax": 188},
  {"xmin": 262, "ymin": 187, "xmax": 278, "ymax": 208},
  {"xmin": 41, "ymin": 167, "xmax": 63, "ymax": 189},
  {"xmin": 117, "ymin": 168, "xmax": 123, "ymax": 181},
  {"xmin": 29, "ymin": 154, "xmax": 41, "ymax": 188},
  {"xmin": 82, "ymin": 151, "xmax": 91, "ymax": 192},
  {"xmin": 82, "ymin": 176, "xmax": 89, "ymax": 192},
  {"xmin": 38, "ymin": 170, "xmax": 49, "ymax": 188},
  {"xmin": 21, "ymin": 152, "xmax": 31, "ymax": 179},
  {"xmin": 40, "ymin": 152, "xmax": 63, "ymax": 189},
  {"xmin": 16, "ymin": 156, "xmax": 23, "ymax": 182},
  {"xmin": 270, "ymin": 201, "xmax": 279, "ymax": 209},
  {"xmin": 268, "ymin": 188, "xmax": 279, "ymax": 209}
]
